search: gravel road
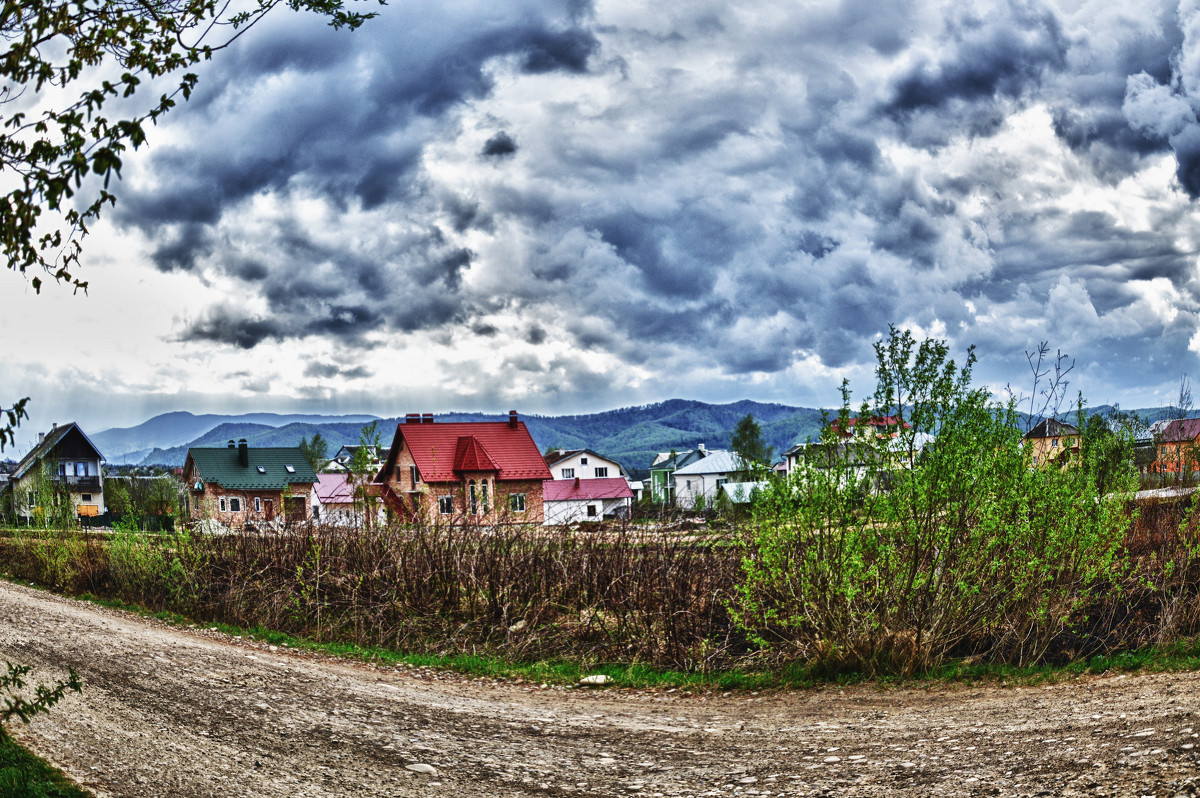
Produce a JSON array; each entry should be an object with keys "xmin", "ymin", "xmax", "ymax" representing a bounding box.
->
[{"xmin": 1, "ymin": 579, "xmax": 1199, "ymax": 797}]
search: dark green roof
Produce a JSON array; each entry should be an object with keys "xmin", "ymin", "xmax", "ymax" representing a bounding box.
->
[{"xmin": 186, "ymin": 446, "xmax": 316, "ymax": 490}]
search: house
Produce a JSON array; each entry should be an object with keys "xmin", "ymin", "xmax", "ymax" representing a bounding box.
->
[
  {"xmin": 647, "ymin": 446, "xmax": 709, "ymax": 504},
  {"xmin": 1024, "ymin": 418, "xmax": 1082, "ymax": 467},
  {"xmin": 182, "ymin": 439, "xmax": 318, "ymax": 529},
  {"xmin": 543, "ymin": 477, "xmax": 633, "ymax": 524},
  {"xmin": 544, "ymin": 449, "xmax": 627, "ymax": 481},
  {"xmin": 719, "ymin": 480, "xmax": 769, "ymax": 505},
  {"xmin": 1152, "ymin": 418, "xmax": 1200, "ymax": 474},
  {"xmin": 672, "ymin": 449, "xmax": 736, "ymax": 509},
  {"xmin": 326, "ymin": 444, "xmax": 384, "ymax": 473},
  {"xmin": 6, "ymin": 422, "xmax": 106, "ymax": 522},
  {"xmin": 374, "ymin": 411, "xmax": 551, "ymax": 524}
]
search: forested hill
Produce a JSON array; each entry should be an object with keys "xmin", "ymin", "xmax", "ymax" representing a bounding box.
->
[{"xmin": 116, "ymin": 400, "xmax": 830, "ymax": 477}]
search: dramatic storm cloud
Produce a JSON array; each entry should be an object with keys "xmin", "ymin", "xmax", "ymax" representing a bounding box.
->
[{"xmin": 12, "ymin": 0, "xmax": 1200, "ymax": 434}]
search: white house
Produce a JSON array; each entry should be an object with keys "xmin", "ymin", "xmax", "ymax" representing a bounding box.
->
[
  {"xmin": 672, "ymin": 449, "xmax": 738, "ymax": 509},
  {"xmin": 544, "ymin": 449, "xmax": 627, "ymax": 481},
  {"xmin": 543, "ymin": 477, "xmax": 633, "ymax": 524}
]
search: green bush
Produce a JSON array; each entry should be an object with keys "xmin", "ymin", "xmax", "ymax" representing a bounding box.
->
[{"xmin": 735, "ymin": 329, "xmax": 1138, "ymax": 675}]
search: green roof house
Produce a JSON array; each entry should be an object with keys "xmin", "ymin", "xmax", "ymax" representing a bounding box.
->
[{"xmin": 183, "ymin": 438, "xmax": 317, "ymax": 528}]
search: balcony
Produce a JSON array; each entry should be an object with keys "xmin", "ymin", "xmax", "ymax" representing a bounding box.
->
[{"xmin": 57, "ymin": 475, "xmax": 101, "ymax": 492}]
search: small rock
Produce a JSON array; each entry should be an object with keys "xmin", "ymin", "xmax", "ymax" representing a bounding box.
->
[
  {"xmin": 406, "ymin": 763, "xmax": 438, "ymax": 776},
  {"xmin": 580, "ymin": 674, "xmax": 611, "ymax": 686},
  {"xmin": 739, "ymin": 776, "xmax": 758, "ymax": 784},
  {"xmin": 823, "ymin": 756, "xmax": 841, "ymax": 763}
]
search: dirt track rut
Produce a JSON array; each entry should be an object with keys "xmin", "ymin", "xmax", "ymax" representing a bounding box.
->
[{"xmin": 2, "ymin": 580, "xmax": 1199, "ymax": 797}]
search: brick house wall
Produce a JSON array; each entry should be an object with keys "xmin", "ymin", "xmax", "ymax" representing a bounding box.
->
[
  {"xmin": 380, "ymin": 444, "xmax": 545, "ymax": 524},
  {"xmin": 187, "ymin": 480, "xmax": 314, "ymax": 529}
]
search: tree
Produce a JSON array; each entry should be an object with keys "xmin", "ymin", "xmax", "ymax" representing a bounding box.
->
[
  {"xmin": 299, "ymin": 432, "xmax": 329, "ymax": 473},
  {"xmin": 0, "ymin": 0, "xmax": 381, "ymax": 449},
  {"xmin": 730, "ymin": 413, "xmax": 773, "ymax": 479}
]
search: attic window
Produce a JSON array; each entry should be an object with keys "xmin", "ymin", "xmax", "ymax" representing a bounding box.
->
[
  {"xmin": 257, "ymin": 466, "xmax": 266, "ymax": 474},
  {"xmin": 285, "ymin": 464, "xmax": 296, "ymax": 473}
]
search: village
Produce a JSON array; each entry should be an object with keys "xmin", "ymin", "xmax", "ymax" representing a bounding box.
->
[{"xmin": 2, "ymin": 407, "xmax": 1199, "ymax": 531}]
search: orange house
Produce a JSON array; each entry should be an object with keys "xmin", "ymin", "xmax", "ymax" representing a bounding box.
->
[{"xmin": 1153, "ymin": 418, "xmax": 1200, "ymax": 474}]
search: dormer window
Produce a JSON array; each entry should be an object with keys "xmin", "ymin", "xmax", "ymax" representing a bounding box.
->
[
  {"xmin": 257, "ymin": 466, "xmax": 266, "ymax": 474},
  {"xmin": 285, "ymin": 465, "xmax": 296, "ymax": 473}
]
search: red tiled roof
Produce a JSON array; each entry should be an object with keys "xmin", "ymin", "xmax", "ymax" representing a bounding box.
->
[
  {"xmin": 829, "ymin": 416, "xmax": 911, "ymax": 437},
  {"xmin": 544, "ymin": 477, "xmax": 633, "ymax": 502},
  {"xmin": 453, "ymin": 435, "xmax": 500, "ymax": 472},
  {"xmin": 379, "ymin": 419, "xmax": 552, "ymax": 483},
  {"xmin": 1160, "ymin": 418, "xmax": 1200, "ymax": 444}
]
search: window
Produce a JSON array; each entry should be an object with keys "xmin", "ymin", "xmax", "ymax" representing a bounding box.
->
[
  {"xmin": 230, "ymin": 497, "xmax": 241, "ymax": 512},
  {"xmin": 255, "ymin": 497, "xmax": 262, "ymax": 513},
  {"xmin": 580, "ymin": 457, "xmax": 588, "ymax": 465},
  {"xmin": 410, "ymin": 465, "xmax": 420, "ymax": 486},
  {"xmin": 257, "ymin": 466, "xmax": 266, "ymax": 474},
  {"xmin": 509, "ymin": 494, "xmax": 526, "ymax": 513},
  {"xmin": 587, "ymin": 504, "xmax": 597, "ymax": 517},
  {"xmin": 81, "ymin": 494, "xmax": 92, "ymax": 502},
  {"xmin": 481, "ymin": 481, "xmax": 489, "ymax": 514},
  {"xmin": 686, "ymin": 480, "xmax": 692, "ymax": 490},
  {"xmin": 594, "ymin": 467, "xmax": 608, "ymax": 478},
  {"xmin": 469, "ymin": 481, "xmax": 478, "ymax": 515},
  {"xmin": 285, "ymin": 464, "xmax": 296, "ymax": 473},
  {"xmin": 562, "ymin": 468, "xmax": 575, "ymax": 479},
  {"xmin": 439, "ymin": 495, "xmax": 454, "ymax": 515},
  {"xmin": 219, "ymin": 497, "xmax": 227, "ymax": 512}
]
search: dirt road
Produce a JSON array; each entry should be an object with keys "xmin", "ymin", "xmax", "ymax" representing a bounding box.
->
[{"xmin": 1, "ymin": 580, "xmax": 1198, "ymax": 797}]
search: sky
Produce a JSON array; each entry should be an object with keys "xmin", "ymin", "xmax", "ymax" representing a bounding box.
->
[{"xmin": 7, "ymin": 0, "xmax": 1200, "ymax": 441}]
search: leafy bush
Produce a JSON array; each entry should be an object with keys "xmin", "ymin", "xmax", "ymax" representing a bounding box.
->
[{"xmin": 735, "ymin": 329, "xmax": 1138, "ymax": 675}]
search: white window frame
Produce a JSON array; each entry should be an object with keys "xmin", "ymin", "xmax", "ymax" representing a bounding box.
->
[
  {"xmin": 509, "ymin": 493, "xmax": 526, "ymax": 513},
  {"xmin": 410, "ymin": 464, "xmax": 420, "ymax": 485},
  {"xmin": 219, "ymin": 497, "xmax": 227, "ymax": 512},
  {"xmin": 580, "ymin": 456, "xmax": 588, "ymax": 465},
  {"xmin": 255, "ymin": 497, "xmax": 262, "ymax": 513},
  {"xmin": 439, "ymin": 495, "xmax": 454, "ymax": 515},
  {"xmin": 594, "ymin": 467, "xmax": 608, "ymax": 478},
  {"xmin": 230, "ymin": 497, "xmax": 241, "ymax": 512},
  {"xmin": 561, "ymin": 468, "xmax": 575, "ymax": 479}
]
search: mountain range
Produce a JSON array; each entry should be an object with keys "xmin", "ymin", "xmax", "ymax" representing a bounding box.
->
[
  {"xmin": 88, "ymin": 399, "xmax": 1194, "ymax": 479},
  {"xmin": 91, "ymin": 401, "xmax": 830, "ymax": 478}
]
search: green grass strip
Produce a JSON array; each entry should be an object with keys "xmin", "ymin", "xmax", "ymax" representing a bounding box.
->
[{"xmin": 0, "ymin": 736, "xmax": 90, "ymax": 798}]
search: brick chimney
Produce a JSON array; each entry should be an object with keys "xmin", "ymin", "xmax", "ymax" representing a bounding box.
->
[
  {"xmin": 422, "ymin": 413, "xmax": 434, "ymax": 424},
  {"xmin": 238, "ymin": 438, "xmax": 249, "ymax": 467},
  {"xmin": 508, "ymin": 410, "xmax": 518, "ymax": 429},
  {"xmin": 405, "ymin": 413, "xmax": 421, "ymax": 424}
]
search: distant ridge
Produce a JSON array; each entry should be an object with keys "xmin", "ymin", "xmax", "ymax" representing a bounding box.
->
[{"xmin": 98, "ymin": 401, "xmax": 830, "ymax": 476}]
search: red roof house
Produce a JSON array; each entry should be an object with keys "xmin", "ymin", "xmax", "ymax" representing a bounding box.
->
[
  {"xmin": 543, "ymin": 477, "xmax": 634, "ymax": 525},
  {"xmin": 375, "ymin": 411, "xmax": 552, "ymax": 523}
]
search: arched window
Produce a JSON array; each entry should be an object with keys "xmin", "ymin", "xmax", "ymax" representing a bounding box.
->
[{"xmin": 469, "ymin": 481, "xmax": 478, "ymax": 515}]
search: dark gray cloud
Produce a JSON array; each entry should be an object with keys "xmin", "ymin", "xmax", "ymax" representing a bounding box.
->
[
  {"xmin": 96, "ymin": 0, "xmax": 1200, "ymax": 412},
  {"xmin": 304, "ymin": 361, "xmax": 373, "ymax": 380},
  {"xmin": 482, "ymin": 131, "xmax": 518, "ymax": 158}
]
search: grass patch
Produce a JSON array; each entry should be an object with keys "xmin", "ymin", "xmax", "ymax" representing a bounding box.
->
[{"xmin": 0, "ymin": 736, "xmax": 90, "ymax": 798}]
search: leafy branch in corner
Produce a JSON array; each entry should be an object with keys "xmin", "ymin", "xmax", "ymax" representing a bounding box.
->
[
  {"xmin": 0, "ymin": 397, "xmax": 29, "ymax": 452},
  {"xmin": 0, "ymin": 662, "xmax": 83, "ymax": 743}
]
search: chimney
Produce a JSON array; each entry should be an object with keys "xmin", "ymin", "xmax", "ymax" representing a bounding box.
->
[
  {"xmin": 422, "ymin": 413, "xmax": 434, "ymax": 424},
  {"xmin": 574, "ymin": 476, "xmax": 580, "ymax": 488},
  {"xmin": 238, "ymin": 438, "xmax": 249, "ymax": 467},
  {"xmin": 508, "ymin": 410, "xmax": 518, "ymax": 429},
  {"xmin": 51, "ymin": 422, "xmax": 57, "ymax": 430},
  {"xmin": 38, "ymin": 432, "xmax": 45, "ymax": 443},
  {"xmin": 227, "ymin": 440, "xmax": 236, "ymax": 448},
  {"xmin": 405, "ymin": 413, "xmax": 421, "ymax": 424},
  {"xmin": 698, "ymin": 443, "xmax": 707, "ymax": 455}
]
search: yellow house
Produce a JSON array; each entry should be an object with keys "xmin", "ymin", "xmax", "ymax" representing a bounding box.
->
[{"xmin": 1024, "ymin": 418, "xmax": 1081, "ymax": 467}]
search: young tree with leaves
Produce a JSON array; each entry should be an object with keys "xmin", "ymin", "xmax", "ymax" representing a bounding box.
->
[{"xmin": 730, "ymin": 413, "xmax": 773, "ymax": 479}]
